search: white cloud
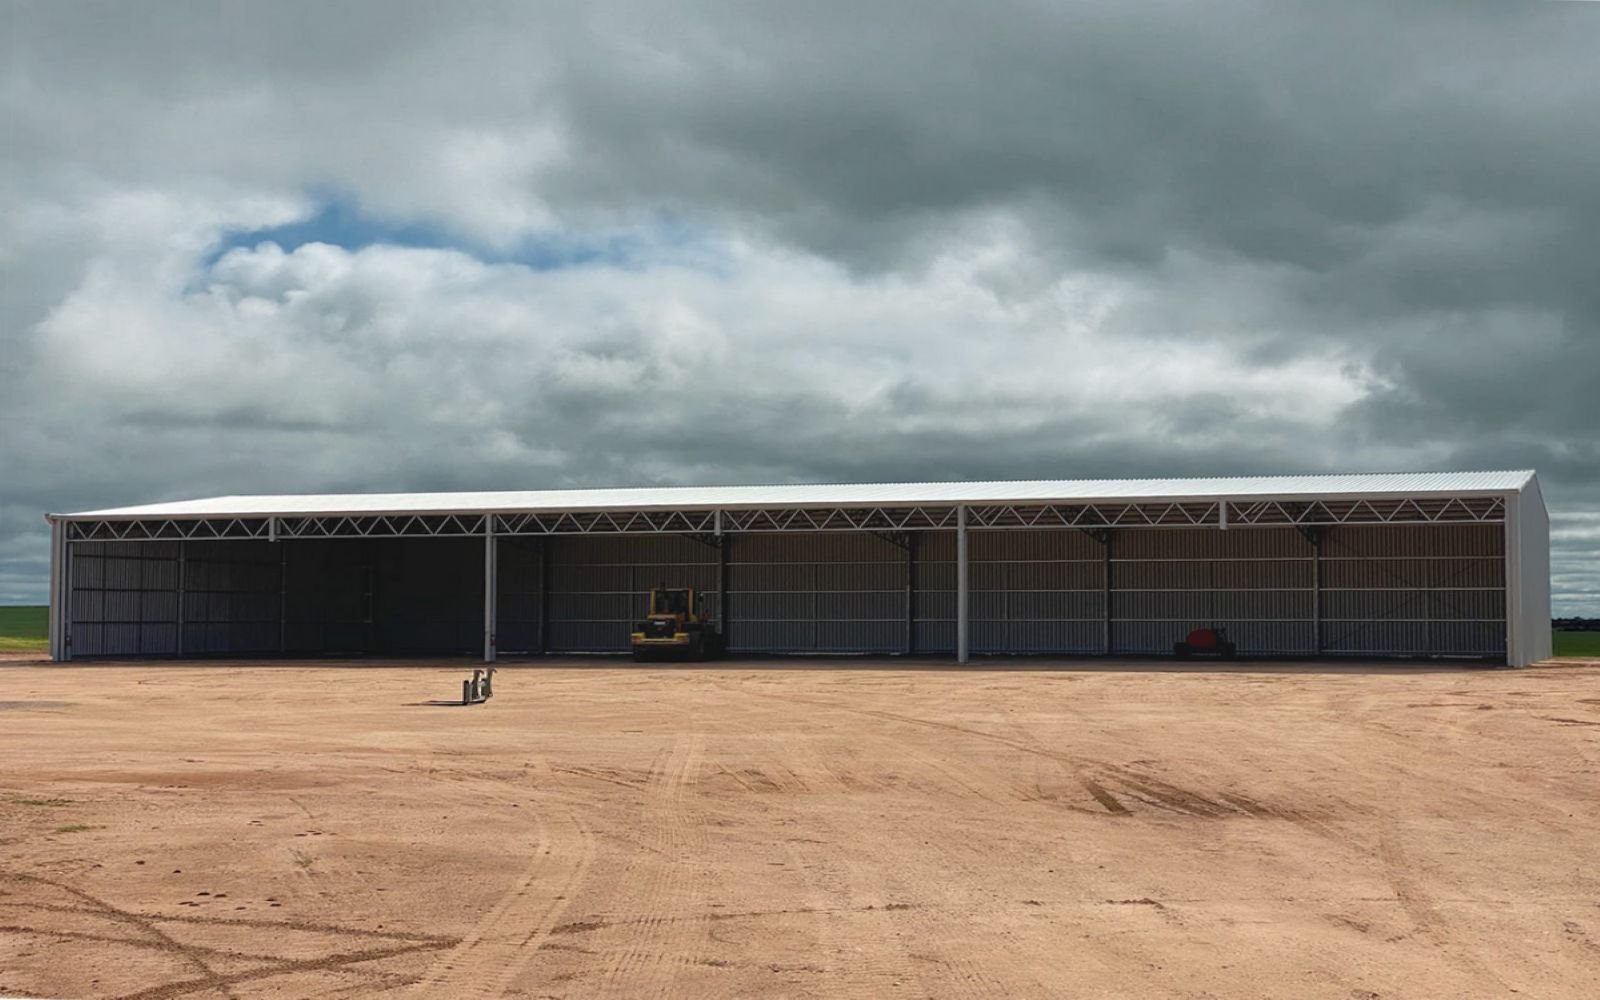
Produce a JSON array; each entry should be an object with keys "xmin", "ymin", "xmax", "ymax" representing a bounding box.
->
[{"xmin": 1, "ymin": 1, "xmax": 1596, "ymax": 612}]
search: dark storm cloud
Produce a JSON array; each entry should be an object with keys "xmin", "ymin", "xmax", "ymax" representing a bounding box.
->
[{"xmin": 0, "ymin": 1, "xmax": 1596, "ymax": 610}]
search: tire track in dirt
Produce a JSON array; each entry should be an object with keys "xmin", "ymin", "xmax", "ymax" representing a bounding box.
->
[
  {"xmin": 1, "ymin": 900, "xmax": 454, "ymax": 943},
  {"xmin": 759, "ymin": 705, "xmax": 1026, "ymax": 998},
  {"xmin": 760, "ymin": 690, "xmax": 1350, "ymax": 831},
  {"xmin": 403, "ymin": 804, "xmax": 596, "ymax": 999},
  {"xmin": 718, "ymin": 689, "xmax": 985, "ymax": 994},
  {"xmin": 872, "ymin": 833, "xmax": 1031, "ymax": 995},
  {"xmin": 116, "ymin": 938, "xmax": 455, "ymax": 1000},
  {"xmin": 692, "ymin": 705, "xmax": 859, "ymax": 993},
  {"xmin": 1, "ymin": 872, "xmax": 238, "ymax": 1000},
  {"xmin": 868, "ymin": 720, "xmax": 1074, "ymax": 996},
  {"xmin": 780, "ymin": 816, "xmax": 930, "ymax": 996},
  {"xmin": 766, "ymin": 728, "xmax": 911, "ymax": 998},
  {"xmin": 749, "ymin": 692, "xmax": 1136, "ymax": 816},
  {"xmin": 1376, "ymin": 827, "xmax": 1509, "ymax": 991},
  {"xmin": 596, "ymin": 732, "xmax": 710, "ymax": 997},
  {"xmin": 790, "ymin": 692, "xmax": 1131, "ymax": 807},
  {"xmin": 0, "ymin": 923, "xmax": 285, "ymax": 962}
]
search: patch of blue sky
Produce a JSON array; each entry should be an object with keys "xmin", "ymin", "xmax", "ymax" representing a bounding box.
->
[{"xmin": 203, "ymin": 189, "xmax": 728, "ymax": 275}]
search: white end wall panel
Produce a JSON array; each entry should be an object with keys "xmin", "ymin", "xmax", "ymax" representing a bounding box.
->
[{"xmin": 1513, "ymin": 479, "xmax": 1553, "ymax": 666}]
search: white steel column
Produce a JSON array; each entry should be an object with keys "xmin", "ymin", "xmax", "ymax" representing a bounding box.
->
[
  {"xmin": 905, "ymin": 532, "xmax": 917, "ymax": 654},
  {"xmin": 484, "ymin": 516, "xmax": 499, "ymax": 663},
  {"xmin": 1311, "ymin": 530, "xmax": 1322, "ymax": 654},
  {"xmin": 176, "ymin": 541, "xmax": 187, "ymax": 657},
  {"xmin": 714, "ymin": 509, "xmax": 727, "ymax": 642},
  {"xmin": 956, "ymin": 505, "xmax": 969, "ymax": 664},
  {"xmin": 47, "ymin": 519, "xmax": 63, "ymax": 661},
  {"xmin": 1102, "ymin": 530, "xmax": 1113, "ymax": 655},
  {"xmin": 279, "ymin": 544, "xmax": 288, "ymax": 654},
  {"xmin": 1503, "ymin": 491, "xmax": 1520, "ymax": 667},
  {"xmin": 62, "ymin": 531, "xmax": 73, "ymax": 661},
  {"xmin": 59, "ymin": 526, "xmax": 73, "ymax": 661}
]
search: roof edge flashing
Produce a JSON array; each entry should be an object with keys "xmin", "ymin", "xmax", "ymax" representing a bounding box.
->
[{"xmin": 52, "ymin": 470, "xmax": 1536, "ymax": 522}]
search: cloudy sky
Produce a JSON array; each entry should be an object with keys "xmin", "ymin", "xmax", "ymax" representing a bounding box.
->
[{"xmin": 2, "ymin": 1, "xmax": 1596, "ymax": 612}]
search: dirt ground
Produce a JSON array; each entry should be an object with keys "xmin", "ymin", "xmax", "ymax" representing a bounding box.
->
[{"xmin": 3, "ymin": 652, "xmax": 1599, "ymax": 1000}]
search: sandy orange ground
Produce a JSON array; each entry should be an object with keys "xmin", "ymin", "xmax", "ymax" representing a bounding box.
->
[{"xmin": 3, "ymin": 652, "xmax": 1599, "ymax": 999}]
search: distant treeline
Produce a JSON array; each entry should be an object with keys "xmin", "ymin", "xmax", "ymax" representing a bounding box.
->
[{"xmin": 1554, "ymin": 618, "xmax": 1600, "ymax": 631}]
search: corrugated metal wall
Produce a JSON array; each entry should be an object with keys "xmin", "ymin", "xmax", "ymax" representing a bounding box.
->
[
  {"xmin": 1111, "ymin": 527, "xmax": 1315, "ymax": 654},
  {"xmin": 1320, "ymin": 524, "xmax": 1504, "ymax": 657},
  {"xmin": 68, "ymin": 540, "xmax": 283, "ymax": 656},
  {"xmin": 1107, "ymin": 524, "xmax": 1505, "ymax": 657},
  {"xmin": 63, "ymin": 522, "xmax": 1507, "ymax": 660},
  {"xmin": 369, "ymin": 539, "xmax": 483, "ymax": 654},
  {"xmin": 496, "ymin": 537, "xmax": 544, "ymax": 654},
  {"xmin": 182, "ymin": 541, "xmax": 283, "ymax": 654},
  {"xmin": 282, "ymin": 540, "xmax": 368, "ymax": 653},
  {"xmin": 915, "ymin": 531, "xmax": 1105, "ymax": 653},
  {"xmin": 68, "ymin": 541, "xmax": 181, "ymax": 656},
  {"xmin": 726, "ymin": 532, "xmax": 904, "ymax": 652},
  {"xmin": 545, "ymin": 535, "xmax": 717, "ymax": 652},
  {"xmin": 283, "ymin": 539, "xmax": 487, "ymax": 655}
]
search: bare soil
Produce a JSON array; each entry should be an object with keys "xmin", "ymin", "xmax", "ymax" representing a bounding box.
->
[{"xmin": 3, "ymin": 653, "xmax": 1599, "ymax": 999}]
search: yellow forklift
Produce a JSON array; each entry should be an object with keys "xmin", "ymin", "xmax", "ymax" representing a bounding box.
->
[{"xmin": 630, "ymin": 587, "xmax": 723, "ymax": 661}]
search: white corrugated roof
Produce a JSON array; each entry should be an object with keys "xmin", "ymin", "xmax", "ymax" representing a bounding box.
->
[{"xmin": 56, "ymin": 471, "xmax": 1536, "ymax": 520}]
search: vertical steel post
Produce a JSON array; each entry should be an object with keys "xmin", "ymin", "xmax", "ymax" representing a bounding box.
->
[
  {"xmin": 1103, "ymin": 530, "xmax": 1113, "ymax": 655},
  {"xmin": 1503, "ymin": 492, "xmax": 1520, "ymax": 666},
  {"xmin": 484, "ymin": 516, "xmax": 498, "ymax": 663},
  {"xmin": 537, "ymin": 538, "xmax": 549, "ymax": 655},
  {"xmin": 47, "ymin": 519, "xmax": 62, "ymax": 661},
  {"xmin": 176, "ymin": 540, "xmax": 187, "ymax": 657},
  {"xmin": 718, "ymin": 526, "xmax": 731, "ymax": 649},
  {"xmin": 713, "ymin": 509, "xmax": 725, "ymax": 639},
  {"xmin": 60, "ymin": 528, "xmax": 73, "ymax": 661},
  {"xmin": 278, "ymin": 543, "xmax": 288, "ymax": 654},
  {"xmin": 956, "ymin": 506, "xmax": 969, "ymax": 664},
  {"xmin": 1311, "ymin": 528, "xmax": 1322, "ymax": 654},
  {"xmin": 905, "ymin": 532, "xmax": 917, "ymax": 654}
]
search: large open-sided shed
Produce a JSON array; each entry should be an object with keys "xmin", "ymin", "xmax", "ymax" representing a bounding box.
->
[{"xmin": 46, "ymin": 471, "xmax": 1551, "ymax": 666}]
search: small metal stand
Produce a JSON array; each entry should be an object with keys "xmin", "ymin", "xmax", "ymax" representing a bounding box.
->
[{"xmin": 462, "ymin": 666, "xmax": 496, "ymax": 705}]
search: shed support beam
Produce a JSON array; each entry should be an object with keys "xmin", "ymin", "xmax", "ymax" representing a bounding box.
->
[
  {"xmin": 176, "ymin": 541, "xmax": 186, "ymax": 657},
  {"xmin": 956, "ymin": 505, "xmax": 969, "ymax": 664},
  {"xmin": 1504, "ymin": 492, "xmax": 1520, "ymax": 667},
  {"xmin": 1103, "ymin": 529, "xmax": 1113, "ymax": 655},
  {"xmin": 718, "ymin": 530, "xmax": 731, "ymax": 648},
  {"xmin": 484, "ymin": 517, "xmax": 498, "ymax": 663},
  {"xmin": 905, "ymin": 531, "xmax": 917, "ymax": 654},
  {"xmin": 1309, "ymin": 527, "xmax": 1322, "ymax": 654},
  {"xmin": 537, "ymin": 538, "xmax": 550, "ymax": 655},
  {"xmin": 279, "ymin": 543, "xmax": 288, "ymax": 654},
  {"xmin": 60, "ymin": 533, "xmax": 73, "ymax": 661},
  {"xmin": 48, "ymin": 520, "xmax": 65, "ymax": 661}
]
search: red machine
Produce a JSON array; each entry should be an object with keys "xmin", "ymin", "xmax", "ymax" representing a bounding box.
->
[{"xmin": 1174, "ymin": 628, "xmax": 1237, "ymax": 659}]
